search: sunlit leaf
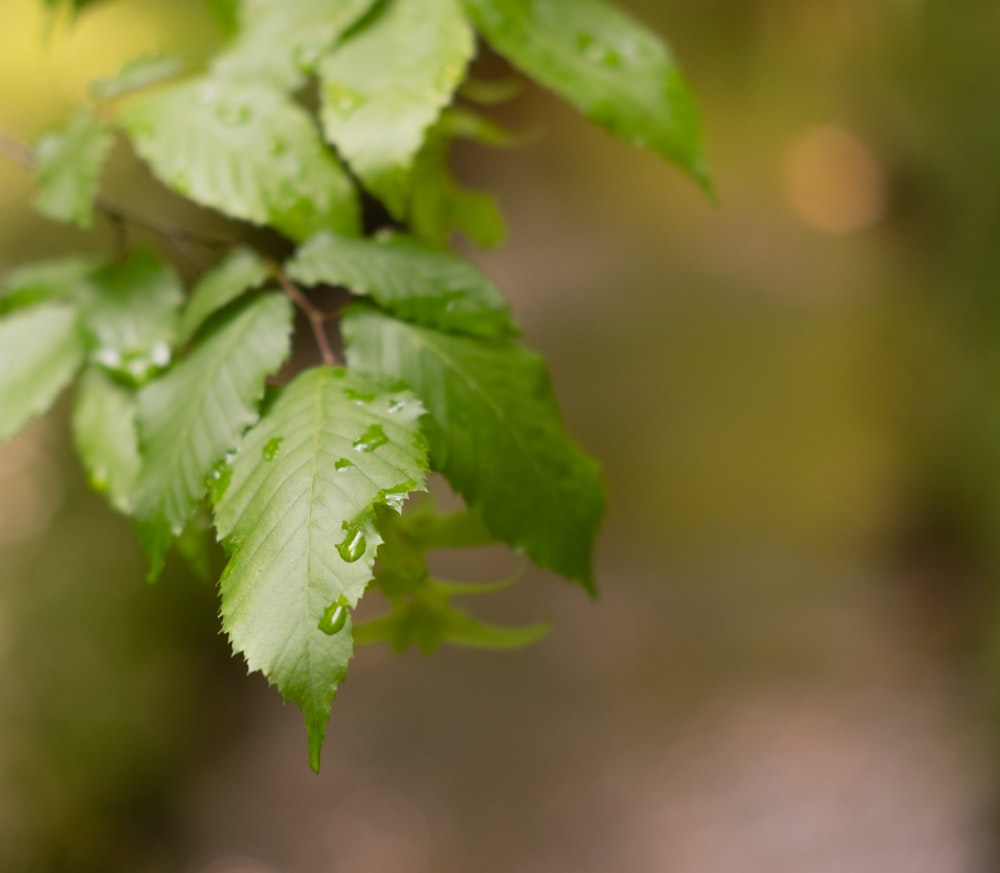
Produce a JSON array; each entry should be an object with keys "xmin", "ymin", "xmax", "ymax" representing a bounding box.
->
[
  {"xmin": 214, "ymin": 366, "xmax": 428, "ymax": 771},
  {"xmin": 131, "ymin": 294, "xmax": 293, "ymax": 578},
  {"xmin": 77, "ymin": 250, "xmax": 184, "ymax": 387},
  {"xmin": 178, "ymin": 247, "xmax": 271, "ymax": 345},
  {"xmin": 287, "ymin": 230, "xmax": 517, "ymax": 338},
  {"xmin": 72, "ymin": 366, "xmax": 141, "ymax": 513},
  {"xmin": 0, "ymin": 304, "xmax": 84, "ymax": 443},
  {"xmin": 120, "ymin": 78, "xmax": 360, "ymax": 241},
  {"xmin": 33, "ymin": 109, "xmax": 113, "ymax": 228},
  {"xmin": 213, "ymin": 0, "xmax": 378, "ymax": 91},
  {"xmin": 319, "ymin": 0, "xmax": 474, "ymax": 217}
]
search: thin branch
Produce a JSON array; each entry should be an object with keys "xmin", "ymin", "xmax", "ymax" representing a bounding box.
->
[
  {"xmin": 270, "ymin": 263, "xmax": 340, "ymax": 367},
  {"xmin": 0, "ymin": 130, "xmax": 34, "ymax": 169}
]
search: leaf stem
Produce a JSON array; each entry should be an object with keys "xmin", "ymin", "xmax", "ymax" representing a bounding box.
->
[{"xmin": 270, "ymin": 264, "xmax": 340, "ymax": 367}]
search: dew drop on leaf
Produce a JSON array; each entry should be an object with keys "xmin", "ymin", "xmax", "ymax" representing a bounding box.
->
[
  {"xmin": 262, "ymin": 437, "xmax": 283, "ymax": 461},
  {"xmin": 327, "ymin": 84, "xmax": 366, "ymax": 115},
  {"xmin": 387, "ymin": 398, "xmax": 407, "ymax": 414},
  {"xmin": 379, "ymin": 484, "xmax": 411, "ymax": 512},
  {"xmin": 334, "ymin": 458, "xmax": 354, "ymax": 472},
  {"xmin": 577, "ymin": 33, "xmax": 622, "ymax": 68},
  {"xmin": 336, "ymin": 526, "xmax": 366, "ymax": 563},
  {"xmin": 353, "ymin": 423, "xmax": 387, "ymax": 453},
  {"xmin": 208, "ymin": 462, "xmax": 233, "ymax": 503},
  {"xmin": 294, "ymin": 44, "xmax": 321, "ymax": 71},
  {"xmin": 318, "ymin": 598, "xmax": 350, "ymax": 636},
  {"xmin": 343, "ymin": 387, "xmax": 376, "ymax": 404}
]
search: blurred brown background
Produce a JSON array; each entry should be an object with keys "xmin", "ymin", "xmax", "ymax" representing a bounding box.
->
[{"xmin": 2, "ymin": 0, "xmax": 999, "ymax": 870}]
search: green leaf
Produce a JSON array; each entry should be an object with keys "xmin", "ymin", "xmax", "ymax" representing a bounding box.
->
[
  {"xmin": 214, "ymin": 367, "xmax": 428, "ymax": 771},
  {"xmin": 355, "ymin": 600, "xmax": 549, "ymax": 653},
  {"xmin": 213, "ymin": 0, "xmax": 378, "ymax": 91},
  {"xmin": 0, "ymin": 304, "xmax": 84, "ymax": 443},
  {"xmin": 120, "ymin": 78, "xmax": 360, "ymax": 242},
  {"xmin": 343, "ymin": 306, "xmax": 605, "ymax": 588},
  {"xmin": 287, "ymin": 231, "xmax": 517, "ymax": 338},
  {"xmin": 459, "ymin": 76, "xmax": 526, "ymax": 105},
  {"xmin": 33, "ymin": 108, "xmax": 114, "ymax": 228},
  {"xmin": 318, "ymin": 0, "xmax": 474, "ymax": 217},
  {"xmin": 409, "ymin": 123, "xmax": 506, "ymax": 249},
  {"xmin": 461, "ymin": 0, "xmax": 712, "ymax": 192},
  {"xmin": 72, "ymin": 366, "xmax": 141, "ymax": 513},
  {"xmin": 178, "ymin": 247, "xmax": 270, "ymax": 345},
  {"xmin": 90, "ymin": 55, "xmax": 194, "ymax": 102},
  {"xmin": 78, "ymin": 250, "xmax": 184, "ymax": 387},
  {"xmin": 206, "ymin": 0, "xmax": 240, "ymax": 33},
  {"xmin": 174, "ymin": 511, "xmax": 215, "ymax": 581},
  {"xmin": 439, "ymin": 107, "xmax": 523, "ymax": 148},
  {"xmin": 1, "ymin": 255, "xmax": 103, "ymax": 314},
  {"xmin": 131, "ymin": 294, "xmax": 293, "ymax": 578}
]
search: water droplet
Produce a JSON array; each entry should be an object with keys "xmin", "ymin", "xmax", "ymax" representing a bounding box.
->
[
  {"xmin": 171, "ymin": 524, "xmax": 184, "ymax": 537},
  {"xmin": 208, "ymin": 462, "xmax": 233, "ymax": 503},
  {"xmin": 344, "ymin": 387, "xmax": 376, "ymax": 404},
  {"xmin": 318, "ymin": 597, "xmax": 350, "ymax": 635},
  {"xmin": 127, "ymin": 356, "xmax": 154, "ymax": 382},
  {"xmin": 334, "ymin": 458, "xmax": 354, "ymax": 472},
  {"xmin": 215, "ymin": 103, "xmax": 252, "ymax": 126},
  {"xmin": 378, "ymin": 484, "xmax": 411, "ymax": 512},
  {"xmin": 577, "ymin": 33, "xmax": 622, "ymax": 68},
  {"xmin": 262, "ymin": 437, "xmax": 283, "ymax": 461},
  {"xmin": 353, "ymin": 424, "xmax": 388, "ymax": 453},
  {"xmin": 94, "ymin": 347, "xmax": 122, "ymax": 369},
  {"xmin": 198, "ymin": 82, "xmax": 220, "ymax": 104},
  {"xmin": 336, "ymin": 526, "xmax": 366, "ymax": 563},
  {"xmin": 387, "ymin": 398, "xmax": 407, "ymax": 414},
  {"xmin": 89, "ymin": 467, "xmax": 109, "ymax": 491},
  {"xmin": 327, "ymin": 84, "xmax": 365, "ymax": 115},
  {"xmin": 294, "ymin": 43, "xmax": 321, "ymax": 70},
  {"xmin": 150, "ymin": 342, "xmax": 172, "ymax": 368}
]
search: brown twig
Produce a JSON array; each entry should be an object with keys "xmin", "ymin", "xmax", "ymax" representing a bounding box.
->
[
  {"xmin": 0, "ymin": 131, "xmax": 34, "ymax": 169},
  {"xmin": 270, "ymin": 263, "xmax": 340, "ymax": 367}
]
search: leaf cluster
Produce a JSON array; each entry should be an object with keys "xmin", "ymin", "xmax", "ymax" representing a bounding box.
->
[{"xmin": 0, "ymin": 0, "xmax": 710, "ymax": 769}]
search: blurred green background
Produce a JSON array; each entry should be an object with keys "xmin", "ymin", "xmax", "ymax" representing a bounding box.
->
[{"xmin": 2, "ymin": 0, "xmax": 999, "ymax": 870}]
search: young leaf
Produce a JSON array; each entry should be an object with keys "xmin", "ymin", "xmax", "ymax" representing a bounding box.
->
[
  {"xmin": 318, "ymin": 0, "xmax": 475, "ymax": 217},
  {"xmin": 461, "ymin": 0, "xmax": 712, "ymax": 192},
  {"xmin": 343, "ymin": 306, "xmax": 605, "ymax": 589},
  {"xmin": 78, "ymin": 250, "xmax": 184, "ymax": 387},
  {"xmin": 120, "ymin": 78, "xmax": 360, "ymax": 242},
  {"xmin": 213, "ymin": 0, "xmax": 378, "ymax": 91},
  {"xmin": 72, "ymin": 366, "xmax": 141, "ymax": 513},
  {"xmin": 0, "ymin": 304, "xmax": 84, "ymax": 443},
  {"xmin": 33, "ymin": 108, "xmax": 114, "ymax": 228},
  {"xmin": 131, "ymin": 294, "xmax": 293, "ymax": 578},
  {"xmin": 178, "ymin": 247, "xmax": 270, "ymax": 345},
  {"xmin": 1, "ymin": 255, "xmax": 103, "ymax": 314},
  {"xmin": 355, "ymin": 599, "xmax": 550, "ymax": 653},
  {"xmin": 409, "ymin": 123, "xmax": 506, "ymax": 248},
  {"xmin": 214, "ymin": 367, "xmax": 429, "ymax": 771},
  {"xmin": 90, "ymin": 55, "xmax": 194, "ymax": 102},
  {"xmin": 287, "ymin": 231, "xmax": 517, "ymax": 338}
]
